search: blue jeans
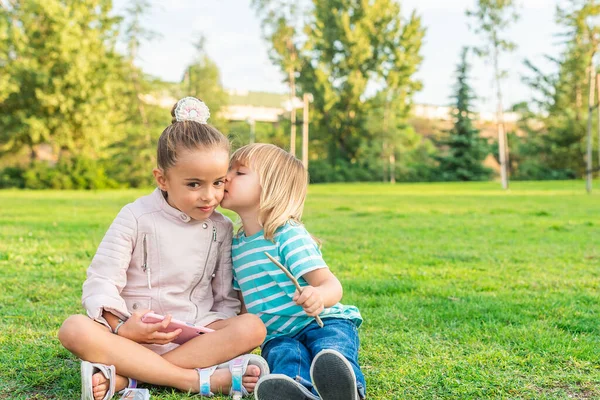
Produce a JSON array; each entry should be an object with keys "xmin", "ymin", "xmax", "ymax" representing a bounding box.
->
[{"xmin": 261, "ymin": 318, "xmax": 366, "ymax": 399}]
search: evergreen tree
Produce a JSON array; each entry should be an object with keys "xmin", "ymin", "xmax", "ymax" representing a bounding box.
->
[{"xmin": 438, "ymin": 48, "xmax": 492, "ymax": 181}]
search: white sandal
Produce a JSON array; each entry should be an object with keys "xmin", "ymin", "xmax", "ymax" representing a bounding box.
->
[
  {"xmin": 81, "ymin": 360, "xmax": 137, "ymax": 400},
  {"xmin": 196, "ymin": 354, "xmax": 269, "ymax": 398}
]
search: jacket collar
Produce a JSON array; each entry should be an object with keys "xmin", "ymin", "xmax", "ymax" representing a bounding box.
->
[{"xmin": 152, "ymin": 188, "xmax": 193, "ymax": 223}]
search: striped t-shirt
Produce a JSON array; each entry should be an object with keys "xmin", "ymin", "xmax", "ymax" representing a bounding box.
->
[{"xmin": 232, "ymin": 222, "xmax": 362, "ymax": 343}]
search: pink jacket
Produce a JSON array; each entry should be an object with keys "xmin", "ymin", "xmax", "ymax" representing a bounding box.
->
[{"xmin": 82, "ymin": 188, "xmax": 240, "ymax": 335}]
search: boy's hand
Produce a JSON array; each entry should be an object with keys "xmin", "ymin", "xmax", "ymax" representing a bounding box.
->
[
  {"xmin": 293, "ymin": 286, "xmax": 324, "ymax": 317},
  {"xmin": 118, "ymin": 309, "xmax": 182, "ymax": 345}
]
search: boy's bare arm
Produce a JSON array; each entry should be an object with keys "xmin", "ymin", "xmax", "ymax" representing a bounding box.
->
[{"xmin": 294, "ymin": 268, "xmax": 343, "ymax": 316}]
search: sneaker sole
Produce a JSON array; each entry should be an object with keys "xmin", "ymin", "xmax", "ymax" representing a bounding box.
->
[
  {"xmin": 255, "ymin": 374, "xmax": 315, "ymax": 400},
  {"xmin": 310, "ymin": 350, "xmax": 358, "ymax": 400}
]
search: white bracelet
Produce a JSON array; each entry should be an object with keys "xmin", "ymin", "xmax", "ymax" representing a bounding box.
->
[{"xmin": 114, "ymin": 319, "xmax": 125, "ymax": 335}]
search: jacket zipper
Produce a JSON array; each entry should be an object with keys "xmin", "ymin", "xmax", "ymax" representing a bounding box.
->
[
  {"xmin": 189, "ymin": 225, "xmax": 217, "ymax": 320},
  {"xmin": 142, "ymin": 234, "xmax": 152, "ymax": 289}
]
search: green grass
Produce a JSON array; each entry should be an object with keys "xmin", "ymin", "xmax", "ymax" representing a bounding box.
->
[{"xmin": 1, "ymin": 181, "xmax": 600, "ymax": 399}]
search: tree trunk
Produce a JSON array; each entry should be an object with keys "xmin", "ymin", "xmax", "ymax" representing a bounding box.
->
[
  {"xmin": 494, "ymin": 44, "xmax": 509, "ymax": 190},
  {"xmin": 289, "ymin": 67, "xmax": 297, "ymax": 157},
  {"xmin": 597, "ymin": 73, "xmax": 600, "ymax": 179},
  {"xmin": 389, "ymin": 149, "xmax": 396, "ymax": 184},
  {"xmin": 288, "ymin": 39, "xmax": 297, "ymax": 157},
  {"xmin": 383, "ymin": 100, "xmax": 391, "ymax": 183},
  {"xmin": 302, "ymin": 93, "xmax": 310, "ymax": 168},
  {"xmin": 30, "ymin": 145, "xmax": 37, "ymax": 165},
  {"xmin": 576, "ymin": 83, "xmax": 583, "ymax": 122},
  {"xmin": 586, "ymin": 65, "xmax": 595, "ymax": 193},
  {"xmin": 382, "ymin": 141, "xmax": 387, "ymax": 183}
]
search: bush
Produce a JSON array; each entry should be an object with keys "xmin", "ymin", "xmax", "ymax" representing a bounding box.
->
[
  {"xmin": 102, "ymin": 126, "xmax": 157, "ymax": 188},
  {"xmin": 19, "ymin": 156, "xmax": 118, "ymax": 190},
  {"xmin": 0, "ymin": 167, "xmax": 25, "ymax": 188},
  {"xmin": 503, "ymin": 132, "xmax": 578, "ymax": 181},
  {"xmin": 512, "ymin": 161, "xmax": 576, "ymax": 181},
  {"xmin": 396, "ymin": 162, "xmax": 441, "ymax": 182},
  {"xmin": 308, "ymin": 159, "xmax": 382, "ymax": 183}
]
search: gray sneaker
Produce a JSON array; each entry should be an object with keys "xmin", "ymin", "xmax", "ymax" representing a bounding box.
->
[
  {"xmin": 310, "ymin": 350, "xmax": 359, "ymax": 400},
  {"xmin": 255, "ymin": 374, "xmax": 319, "ymax": 400}
]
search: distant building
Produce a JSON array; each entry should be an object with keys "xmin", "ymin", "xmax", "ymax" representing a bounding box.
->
[
  {"xmin": 142, "ymin": 90, "xmax": 521, "ymax": 124},
  {"xmin": 413, "ymin": 103, "xmax": 520, "ymax": 123},
  {"xmin": 221, "ymin": 90, "xmax": 294, "ymax": 123},
  {"xmin": 225, "ymin": 91, "xmax": 521, "ymax": 124}
]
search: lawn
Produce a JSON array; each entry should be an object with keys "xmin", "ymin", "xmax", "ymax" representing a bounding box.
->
[{"xmin": 1, "ymin": 181, "xmax": 599, "ymax": 399}]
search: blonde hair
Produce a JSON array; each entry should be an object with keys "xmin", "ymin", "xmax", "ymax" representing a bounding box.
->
[
  {"xmin": 230, "ymin": 143, "xmax": 308, "ymax": 241},
  {"xmin": 156, "ymin": 100, "xmax": 230, "ymax": 172}
]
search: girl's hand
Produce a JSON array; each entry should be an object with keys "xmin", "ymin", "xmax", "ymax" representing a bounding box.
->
[
  {"xmin": 117, "ymin": 309, "xmax": 182, "ymax": 345},
  {"xmin": 293, "ymin": 286, "xmax": 324, "ymax": 317}
]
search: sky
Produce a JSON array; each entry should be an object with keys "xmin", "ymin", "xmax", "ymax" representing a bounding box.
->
[{"xmin": 113, "ymin": 0, "xmax": 564, "ymax": 113}]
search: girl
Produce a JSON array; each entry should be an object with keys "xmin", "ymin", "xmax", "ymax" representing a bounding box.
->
[
  {"xmin": 58, "ymin": 97, "xmax": 268, "ymax": 400},
  {"xmin": 221, "ymin": 143, "xmax": 366, "ymax": 400}
]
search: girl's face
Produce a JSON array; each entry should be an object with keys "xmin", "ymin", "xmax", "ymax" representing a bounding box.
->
[
  {"xmin": 221, "ymin": 162, "xmax": 261, "ymax": 215},
  {"xmin": 153, "ymin": 147, "xmax": 229, "ymax": 221}
]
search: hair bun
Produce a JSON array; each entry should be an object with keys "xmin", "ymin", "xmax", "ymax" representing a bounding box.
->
[{"xmin": 172, "ymin": 97, "xmax": 211, "ymax": 124}]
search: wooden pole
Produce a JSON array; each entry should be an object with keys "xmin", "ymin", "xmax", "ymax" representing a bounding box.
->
[
  {"xmin": 302, "ymin": 93, "xmax": 310, "ymax": 168},
  {"xmin": 383, "ymin": 101, "xmax": 390, "ymax": 183}
]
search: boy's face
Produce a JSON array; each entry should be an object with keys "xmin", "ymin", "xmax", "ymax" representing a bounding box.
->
[
  {"xmin": 221, "ymin": 162, "xmax": 261, "ymax": 215},
  {"xmin": 153, "ymin": 147, "xmax": 229, "ymax": 221}
]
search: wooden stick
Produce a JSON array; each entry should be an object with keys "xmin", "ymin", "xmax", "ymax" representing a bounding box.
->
[{"xmin": 264, "ymin": 252, "xmax": 324, "ymax": 328}]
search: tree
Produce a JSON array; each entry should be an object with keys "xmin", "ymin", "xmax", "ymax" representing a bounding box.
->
[
  {"xmin": 123, "ymin": 0, "xmax": 159, "ymax": 133},
  {"xmin": 182, "ymin": 36, "xmax": 229, "ymax": 131},
  {"xmin": 251, "ymin": 0, "xmax": 306, "ymax": 155},
  {"xmin": 252, "ymin": 0, "xmax": 425, "ymax": 178},
  {"xmin": 0, "ymin": 6, "xmax": 18, "ymax": 105},
  {"xmin": 103, "ymin": 0, "xmax": 162, "ymax": 188},
  {"xmin": 375, "ymin": 7, "xmax": 425, "ymax": 183},
  {"xmin": 438, "ymin": 48, "xmax": 492, "ymax": 181},
  {"xmin": 467, "ymin": 0, "xmax": 520, "ymax": 189},
  {"xmin": 366, "ymin": 93, "xmax": 435, "ymax": 182},
  {"xmin": 520, "ymin": 0, "xmax": 600, "ymax": 180},
  {"xmin": 0, "ymin": 0, "xmax": 128, "ymax": 161},
  {"xmin": 300, "ymin": 0, "xmax": 425, "ymax": 167}
]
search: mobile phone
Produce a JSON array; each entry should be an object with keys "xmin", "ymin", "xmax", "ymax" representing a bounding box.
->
[{"xmin": 141, "ymin": 312, "xmax": 214, "ymax": 345}]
